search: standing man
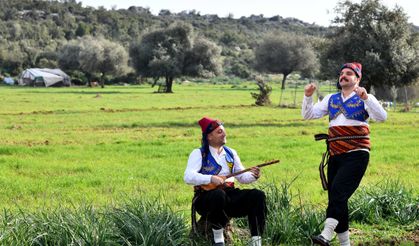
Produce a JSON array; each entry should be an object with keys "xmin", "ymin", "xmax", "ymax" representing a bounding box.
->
[
  {"xmin": 184, "ymin": 117, "xmax": 266, "ymax": 246},
  {"xmin": 302, "ymin": 63, "xmax": 387, "ymax": 246}
]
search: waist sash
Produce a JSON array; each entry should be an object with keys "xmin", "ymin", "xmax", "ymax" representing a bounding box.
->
[{"xmin": 328, "ymin": 125, "xmax": 370, "ymax": 156}]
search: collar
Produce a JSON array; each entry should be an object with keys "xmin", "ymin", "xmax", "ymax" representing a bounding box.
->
[
  {"xmin": 209, "ymin": 145, "xmax": 225, "ymax": 157},
  {"xmin": 341, "ymin": 91, "xmax": 356, "ymax": 101}
]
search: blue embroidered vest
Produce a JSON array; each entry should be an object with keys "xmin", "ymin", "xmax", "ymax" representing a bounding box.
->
[
  {"xmin": 328, "ymin": 93, "xmax": 369, "ymax": 122},
  {"xmin": 199, "ymin": 146, "xmax": 235, "ymax": 175}
]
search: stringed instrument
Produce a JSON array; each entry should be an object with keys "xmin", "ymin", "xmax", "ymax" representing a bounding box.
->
[{"xmin": 197, "ymin": 159, "xmax": 280, "ymax": 191}]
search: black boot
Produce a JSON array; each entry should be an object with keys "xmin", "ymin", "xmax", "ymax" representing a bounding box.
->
[{"xmin": 311, "ymin": 234, "xmax": 330, "ymax": 246}]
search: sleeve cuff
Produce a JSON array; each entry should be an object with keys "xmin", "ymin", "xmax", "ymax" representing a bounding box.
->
[
  {"xmin": 303, "ymin": 95, "xmax": 313, "ymax": 103},
  {"xmin": 205, "ymin": 175, "xmax": 212, "ymax": 184},
  {"xmin": 361, "ymin": 96, "xmax": 370, "ymax": 102}
]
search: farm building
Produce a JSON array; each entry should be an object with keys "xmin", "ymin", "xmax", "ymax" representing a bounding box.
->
[{"xmin": 18, "ymin": 68, "xmax": 71, "ymax": 87}]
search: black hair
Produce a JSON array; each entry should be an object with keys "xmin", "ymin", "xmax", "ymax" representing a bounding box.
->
[
  {"xmin": 200, "ymin": 121, "xmax": 222, "ymax": 160},
  {"xmin": 201, "ymin": 132, "xmax": 210, "ymax": 160}
]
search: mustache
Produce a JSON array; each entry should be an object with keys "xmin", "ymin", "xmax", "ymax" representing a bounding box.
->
[{"xmin": 340, "ymin": 77, "xmax": 349, "ymax": 82}]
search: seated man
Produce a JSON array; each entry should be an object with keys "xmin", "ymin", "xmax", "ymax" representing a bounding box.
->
[{"xmin": 184, "ymin": 117, "xmax": 267, "ymax": 246}]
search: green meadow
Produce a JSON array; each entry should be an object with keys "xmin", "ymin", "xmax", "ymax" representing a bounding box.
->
[{"xmin": 0, "ymin": 82, "xmax": 417, "ymax": 244}]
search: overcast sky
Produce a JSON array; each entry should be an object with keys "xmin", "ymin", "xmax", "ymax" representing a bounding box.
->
[{"xmin": 79, "ymin": 0, "xmax": 418, "ymax": 27}]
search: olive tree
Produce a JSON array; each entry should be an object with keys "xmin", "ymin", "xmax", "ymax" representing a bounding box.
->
[
  {"xmin": 320, "ymin": 0, "xmax": 419, "ymax": 91},
  {"xmin": 184, "ymin": 37, "xmax": 222, "ymax": 78},
  {"xmin": 58, "ymin": 36, "xmax": 129, "ymax": 87},
  {"xmin": 254, "ymin": 32, "xmax": 319, "ymax": 90},
  {"xmin": 130, "ymin": 22, "xmax": 222, "ymax": 93}
]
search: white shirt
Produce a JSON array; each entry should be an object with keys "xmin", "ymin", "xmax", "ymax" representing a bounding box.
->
[
  {"xmin": 302, "ymin": 92, "xmax": 387, "ymax": 127},
  {"xmin": 184, "ymin": 145, "xmax": 257, "ymax": 186}
]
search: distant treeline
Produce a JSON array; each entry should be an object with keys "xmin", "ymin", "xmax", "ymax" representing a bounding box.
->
[
  {"xmin": 0, "ymin": 0, "xmax": 418, "ymax": 95},
  {"xmin": 0, "ymin": 0, "xmax": 327, "ymax": 77}
]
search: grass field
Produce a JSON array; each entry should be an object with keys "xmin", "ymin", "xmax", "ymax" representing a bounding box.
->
[{"xmin": 0, "ymin": 82, "xmax": 417, "ymax": 244}]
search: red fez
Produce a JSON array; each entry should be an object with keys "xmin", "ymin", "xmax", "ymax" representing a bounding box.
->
[
  {"xmin": 341, "ymin": 62, "xmax": 362, "ymax": 79},
  {"xmin": 198, "ymin": 117, "xmax": 222, "ymax": 134}
]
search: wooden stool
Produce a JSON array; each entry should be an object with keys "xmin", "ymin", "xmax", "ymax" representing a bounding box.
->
[
  {"xmin": 190, "ymin": 197, "xmax": 233, "ymax": 243},
  {"xmin": 190, "ymin": 215, "xmax": 233, "ymax": 244}
]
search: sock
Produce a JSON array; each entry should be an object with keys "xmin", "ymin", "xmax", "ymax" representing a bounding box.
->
[
  {"xmin": 337, "ymin": 230, "xmax": 350, "ymax": 246},
  {"xmin": 251, "ymin": 236, "xmax": 262, "ymax": 246},
  {"xmin": 212, "ymin": 228, "xmax": 224, "ymax": 243},
  {"xmin": 320, "ymin": 218, "xmax": 339, "ymax": 241}
]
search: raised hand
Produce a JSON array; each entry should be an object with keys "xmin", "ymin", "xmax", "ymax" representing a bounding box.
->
[
  {"xmin": 304, "ymin": 83, "xmax": 317, "ymax": 97},
  {"xmin": 354, "ymin": 86, "xmax": 368, "ymax": 100}
]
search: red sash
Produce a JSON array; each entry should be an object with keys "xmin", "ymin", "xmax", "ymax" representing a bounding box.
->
[{"xmin": 328, "ymin": 125, "xmax": 370, "ymax": 156}]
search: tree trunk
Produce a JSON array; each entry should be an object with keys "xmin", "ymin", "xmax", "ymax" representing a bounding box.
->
[
  {"xmin": 391, "ymin": 85, "xmax": 398, "ymax": 110},
  {"xmin": 100, "ymin": 74, "xmax": 105, "ymax": 88},
  {"xmin": 165, "ymin": 76, "xmax": 174, "ymax": 93},
  {"xmin": 403, "ymin": 86, "xmax": 410, "ymax": 112},
  {"xmin": 281, "ymin": 73, "xmax": 288, "ymax": 90},
  {"xmin": 86, "ymin": 73, "xmax": 92, "ymax": 87},
  {"xmin": 151, "ymin": 77, "xmax": 159, "ymax": 87},
  {"xmin": 279, "ymin": 73, "xmax": 289, "ymax": 105}
]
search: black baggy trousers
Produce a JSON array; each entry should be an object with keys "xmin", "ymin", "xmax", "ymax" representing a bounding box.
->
[
  {"xmin": 326, "ymin": 150, "xmax": 369, "ymax": 233},
  {"xmin": 194, "ymin": 187, "xmax": 266, "ymax": 236}
]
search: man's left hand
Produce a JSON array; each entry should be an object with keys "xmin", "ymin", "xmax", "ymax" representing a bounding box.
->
[
  {"xmin": 354, "ymin": 86, "xmax": 368, "ymax": 100},
  {"xmin": 250, "ymin": 167, "xmax": 261, "ymax": 179}
]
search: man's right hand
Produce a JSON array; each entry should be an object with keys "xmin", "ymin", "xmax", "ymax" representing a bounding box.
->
[
  {"xmin": 211, "ymin": 175, "xmax": 226, "ymax": 186},
  {"xmin": 304, "ymin": 83, "xmax": 317, "ymax": 97}
]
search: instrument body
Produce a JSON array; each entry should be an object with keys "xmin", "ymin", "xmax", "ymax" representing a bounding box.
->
[{"xmin": 197, "ymin": 160, "xmax": 280, "ymax": 191}]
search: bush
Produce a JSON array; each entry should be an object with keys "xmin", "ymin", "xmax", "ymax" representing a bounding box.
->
[
  {"xmin": 0, "ymin": 205, "xmax": 115, "ymax": 245},
  {"xmin": 263, "ymin": 180, "xmax": 323, "ymax": 245},
  {"xmin": 230, "ymin": 62, "xmax": 251, "ymax": 79},
  {"xmin": 109, "ymin": 198, "xmax": 189, "ymax": 246},
  {"xmin": 251, "ymin": 76, "xmax": 272, "ymax": 106},
  {"xmin": 349, "ymin": 180, "xmax": 419, "ymax": 225},
  {"xmin": 0, "ymin": 199, "xmax": 189, "ymax": 245}
]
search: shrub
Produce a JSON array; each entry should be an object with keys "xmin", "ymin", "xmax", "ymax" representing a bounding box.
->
[
  {"xmin": 0, "ymin": 205, "xmax": 115, "ymax": 245},
  {"xmin": 109, "ymin": 198, "xmax": 189, "ymax": 246},
  {"xmin": 263, "ymin": 180, "xmax": 323, "ymax": 245},
  {"xmin": 349, "ymin": 180, "xmax": 419, "ymax": 225},
  {"xmin": 251, "ymin": 76, "xmax": 272, "ymax": 106}
]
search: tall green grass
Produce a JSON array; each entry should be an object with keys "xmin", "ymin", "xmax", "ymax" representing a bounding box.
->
[
  {"xmin": 263, "ymin": 180, "xmax": 323, "ymax": 245},
  {"xmin": 109, "ymin": 198, "xmax": 188, "ymax": 246},
  {"xmin": 349, "ymin": 180, "xmax": 419, "ymax": 225},
  {"xmin": 0, "ymin": 199, "xmax": 188, "ymax": 245},
  {"xmin": 0, "ymin": 205, "xmax": 116, "ymax": 245},
  {"xmin": 0, "ymin": 179, "xmax": 416, "ymax": 245}
]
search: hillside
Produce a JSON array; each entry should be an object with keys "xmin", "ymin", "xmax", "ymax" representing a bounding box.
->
[
  {"xmin": 0, "ymin": 0, "xmax": 417, "ymax": 81},
  {"xmin": 0, "ymin": 0, "xmax": 331, "ymax": 77}
]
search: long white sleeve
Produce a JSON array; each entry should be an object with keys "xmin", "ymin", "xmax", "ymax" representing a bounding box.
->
[
  {"xmin": 363, "ymin": 94, "xmax": 387, "ymax": 122},
  {"xmin": 184, "ymin": 149, "xmax": 212, "ymax": 186},
  {"xmin": 302, "ymin": 95, "xmax": 330, "ymax": 120}
]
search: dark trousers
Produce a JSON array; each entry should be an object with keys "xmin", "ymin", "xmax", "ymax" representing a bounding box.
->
[
  {"xmin": 326, "ymin": 150, "xmax": 369, "ymax": 233},
  {"xmin": 194, "ymin": 187, "xmax": 266, "ymax": 236}
]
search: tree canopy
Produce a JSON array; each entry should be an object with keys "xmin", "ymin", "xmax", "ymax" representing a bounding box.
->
[
  {"xmin": 58, "ymin": 36, "xmax": 129, "ymax": 87},
  {"xmin": 254, "ymin": 32, "xmax": 319, "ymax": 90},
  {"xmin": 320, "ymin": 0, "xmax": 419, "ymax": 91},
  {"xmin": 130, "ymin": 22, "xmax": 222, "ymax": 93},
  {"xmin": 0, "ymin": 0, "xmax": 333, "ymax": 79}
]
